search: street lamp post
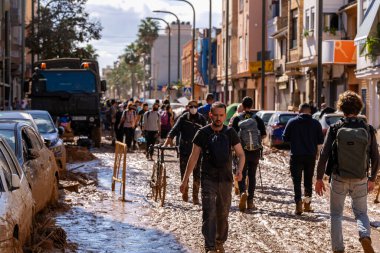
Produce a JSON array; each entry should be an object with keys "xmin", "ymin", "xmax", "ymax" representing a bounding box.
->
[
  {"xmin": 208, "ymin": 0, "xmax": 212, "ymax": 92},
  {"xmin": 153, "ymin": 10, "xmax": 181, "ymax": 83},
  {"xmin": 261, "ymin": 0, "xmax": 266, "ymax": 109},
  {"xmin": 173, "ymin": 0, "xmax": 195, "ymax": 99},
  {"xmin": 224, "ymin": 0, "xmax": 229, "ymax": 103},
  {"xmin": 147, "ymin": 17, "xmax": 171, "ymax": 95},
  {"xmin": 317, "ymin": 0, "xmax": 323, "ymax": 108}
]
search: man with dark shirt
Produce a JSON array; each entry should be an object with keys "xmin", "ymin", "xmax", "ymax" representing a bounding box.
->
[
  {"xmin": 180, "ymin": 102, "xmax": 245, "ymax": 253},
  {"xmin": 315, "ymin": 91, "xmax": 379, "ymax": 253},
  {"xmin": 232, "ymin": 96, "xmax": 266, "ymax": 211},
  {"xmin": 283, "ymin": 103, "xmax": 324, "ymax": 215},
  {"xmin": 198, "ymin": 93, "xmax": 214, "ymax": 123},
  {"xmin": 164, "ymin": 100, "xmax": 207, "ymax": 204}
]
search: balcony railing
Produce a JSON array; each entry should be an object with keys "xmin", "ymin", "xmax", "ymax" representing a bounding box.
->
[{"xmin": 275, "ymin": 16, "xmax": 288, "ymax": 31}]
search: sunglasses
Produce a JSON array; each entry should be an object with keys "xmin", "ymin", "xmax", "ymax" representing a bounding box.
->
[{"xmin": 189, "ymin": 105, "xmax": 197, "ymax": 109}]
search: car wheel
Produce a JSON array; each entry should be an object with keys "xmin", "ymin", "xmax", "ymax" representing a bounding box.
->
[{"xmin": 50, "ymin": 174, "xmax": 59, "ymax": 205}]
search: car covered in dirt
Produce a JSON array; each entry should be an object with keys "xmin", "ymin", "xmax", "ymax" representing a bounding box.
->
[
  {"xmin": 0, "ymin": 137, "xmax": 33, "ymax": 251},
  {"xmin": 26, "ymin": 110, "xmax": 67, "ymax": 172},
  {"xmin": 266, "ymin": 112, "xmax": 298, "ymax": 147},
  {"xmin": 0, "ymin": 122, "xmax": 59, "ymax": 213}
]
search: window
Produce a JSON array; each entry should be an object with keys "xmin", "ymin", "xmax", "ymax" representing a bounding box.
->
[
  {"xmin": 0, "ymin": 171, "xmax": 4, "ymax": 192},
  {"xmin": 26, "ymin": 128, "xmax": 43, "ymax": 150},
  {"xmin": 245, "ymin": 33, "xmax": 249, "ymax": 61},
  {"xmin": 0, "ymin": 150, "xmax": 13, "ymax": 190},
  {"xmin": 305, "ymin": 9, "xmax": 310, "ymax": 31},
  {"xmin": 239, "ymin": 0, "xmax": 244, "ymax": 12},
  {"xmin": 239, "ymin": 37, "xmax": 243, "ymax": 62},
  {"xmin": 0, "ymin": 142, "xmax": 20, "ymax": 177},
  {"xmin": 291, "ymin": 9, "xmax": 298, "ymax": 48},
  {"xmin": 310, "ymin": 7, "xmax": 315, "ymax": 30},
  {"xmin": 324, "ymin": 13, "xmax": 339, "ymax": 31}
]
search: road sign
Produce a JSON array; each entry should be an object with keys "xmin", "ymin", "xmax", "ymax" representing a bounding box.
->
[{"xmin": 183, "ymin": 87, "xmax": 192, "ymax": 98}]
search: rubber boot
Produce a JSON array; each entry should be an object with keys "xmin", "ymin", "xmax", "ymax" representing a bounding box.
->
[
  {"xmin": 182, "ymin": 185, "xmax": 189, "ymax": 202},
  {"xmin": 215, "ymin": 241, "xmax": 225, "ymax": 253},
  {"xmin": 239, "ymin": 192, "xmax": 247, "ymax": 212},
  {"xmin": 247, "ymin": 199, "xmax": 255, "ymax": 210},
  {"xmin": 360, "ymin": 237, "xmax": 375, "ymax": 253},
  {"xmin": 295, "ymin": 201, "xmax": 303, "ymax": 215},
  {"xmin": 193, "ymin": 181, "xmax": 200, "ymax": 205},
  {"xmin": 303, "ymin": 197, "xmax": 314, "ymax": 212}
]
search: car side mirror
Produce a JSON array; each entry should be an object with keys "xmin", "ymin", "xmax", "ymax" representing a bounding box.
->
[
  {"xmin": 101, "ymin": 80, "xmax": 107, "ymax": 92},
  {"xmin": 57, "ymin": 126, "xmax": 64, "ymax": 136},
  {"xmin": 11, "ymin": 174, "xmax": 20, "ymax": 190},
  {"xmin": 28, "ymin": 148, "xmax": 40, "ymax": 160},
  {"xmin": 44, "ymin": 138, "xmax": 51, "ymax": 147}
]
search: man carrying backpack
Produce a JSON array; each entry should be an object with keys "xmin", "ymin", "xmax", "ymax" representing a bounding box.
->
[
  {"xmin": 282, "ymin": 103, "xmax": 324, "ymax": 215},
  {"xmin": 232, "ymin": 96, "xmax": 266, "ymax": 211},
  {"xmin": 164, "ymin": 100, "xmax": 207, "ymax": 204},
  {"xmin": 315, "ymin": 91, "xmax": 379, "ymax": 253},
  {"xmin": 180, "ymin": 102, "xmax": 245, "ymax": 253}
]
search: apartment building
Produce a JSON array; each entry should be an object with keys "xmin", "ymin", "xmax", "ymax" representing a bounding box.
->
[
  {"xmin": 355, "ymin": 0, "xmax": 380, "ymax": 128},
  {"xmin": 151, "ymin": 22, "xmax": 192, "ymax": 99},
  {"xmin": 0, "ymin": 0, "xmax": 33, "ymax": 109}
]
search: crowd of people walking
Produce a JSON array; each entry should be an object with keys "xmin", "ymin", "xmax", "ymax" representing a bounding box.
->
[{"xmin": 104, "ymin": 91, "xmax": 378, "ymax": 253}]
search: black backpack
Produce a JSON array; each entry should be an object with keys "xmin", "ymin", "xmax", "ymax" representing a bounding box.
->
[
  {"xmin": 203, "ymin": 126, "xmax": 231, "ymax": 168},
  {"xmin": 326, "ymin": 118, "xmax": 371, "ymax": 179}
]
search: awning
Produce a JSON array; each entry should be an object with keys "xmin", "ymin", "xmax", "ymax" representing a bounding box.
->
[{"xmin": 354, "ymin": 0, "xmax": 380, "ymax": 45}]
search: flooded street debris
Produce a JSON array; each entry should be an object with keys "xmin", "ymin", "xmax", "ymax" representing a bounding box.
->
[{"xmin": 34, "ymin": 145, "xmax": 380, "ymax": 252}]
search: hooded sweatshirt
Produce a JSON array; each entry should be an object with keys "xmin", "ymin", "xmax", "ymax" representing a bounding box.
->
[{"xmin": 282, "ymin": 114, "xmax": 324, "ymax": 156}]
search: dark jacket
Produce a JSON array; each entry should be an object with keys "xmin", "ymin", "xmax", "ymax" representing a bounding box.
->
[
  {"xmin": 283, "ymin": 114, "xmax": 324, "ymax": 156},
  {"xmin": 168, "ymin": 112, "xmax": 207, "ymax": 155}
]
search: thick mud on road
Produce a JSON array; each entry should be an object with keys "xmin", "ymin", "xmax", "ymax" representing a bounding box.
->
[{"xmin": 53, "ymin": 145, "xmax": 380, "ymax": 253}]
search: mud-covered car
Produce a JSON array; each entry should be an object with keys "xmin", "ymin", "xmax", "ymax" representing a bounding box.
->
[
  {"xmin": 0, "ymin": 137, "xmax": 33, "ymax": 251},
  {"xmin": 0, "ymin": 122, "xmax": 59, "ymax": 213},
  {"xmin": 26, "ymin": 110, "xmax": 66, "ymax": 172}
]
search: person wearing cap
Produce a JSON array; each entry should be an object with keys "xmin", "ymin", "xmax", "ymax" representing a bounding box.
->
[
  {"xmin": 164, "ymin": 100, "xmax": 207, "ymax": 204},
  {"xmin": 282, "ymin": 103, "xmax": 324, "ymax": 215},
  {"xmin": 114, "ymin": 103, "xmax": 125, "ymax": 142},
  {"xmin": 198, "ymin": 93, "xmax": 215, "ymax": 123}
]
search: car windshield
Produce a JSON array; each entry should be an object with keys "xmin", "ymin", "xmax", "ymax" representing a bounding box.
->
[
  {"xmin": 325, "ymin": 115, "xmax": 343, "ymax": 126},
  {"xmin": 31, "ymin": 114, "xmax": 56, "ymax": 134},
  {"xmin": 279, "ymin": 114, "xmax": 296, "ymax": 124},
  {"xmin": 0, "ymin": 130, "xmax": 16, "ymax": 152},
  {"xmin": 39, "ymin": 70, "xmax": 96, "ymax": 93},
  {"xmin": 262, "ymin": 113, "xmax": 274, "ymax": 123}
]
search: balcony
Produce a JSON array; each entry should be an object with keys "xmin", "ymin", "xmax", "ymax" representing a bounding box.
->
[
  {"xmin": 276, "ymin": 16, "xmax": 288, "ymax": 31},
  {"xmin": 274, "ymin": 58, "xmax": 286, "ymax": 76}
]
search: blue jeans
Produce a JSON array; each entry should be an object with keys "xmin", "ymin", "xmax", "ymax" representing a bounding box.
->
[{"xmin": 330, "ymin": 174, "xmax": 370, "ymax": 251}]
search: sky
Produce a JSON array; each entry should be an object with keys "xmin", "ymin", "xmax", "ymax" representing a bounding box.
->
[{"xmin": 86, "ymin": 0, "xmax": 223, "ymax": 71}]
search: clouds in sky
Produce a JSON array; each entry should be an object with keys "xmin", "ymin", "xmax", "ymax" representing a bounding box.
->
[{"xmin": 86, "ymin": 0, "xmax": 222, "ymax": 71}]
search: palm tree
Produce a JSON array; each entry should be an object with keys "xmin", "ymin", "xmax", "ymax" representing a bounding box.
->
[
  {"xmin": 137, "ymin": 18, "xmax": 159, "ymax": 52},
  {"xmin": 124, "ymin": 43, "xmax": 140, "ymax": 98}
]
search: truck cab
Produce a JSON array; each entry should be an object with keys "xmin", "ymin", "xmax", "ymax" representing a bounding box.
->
[{"xmin": 25, "ymin": 58, "xmax": 107, "ymax": 147}]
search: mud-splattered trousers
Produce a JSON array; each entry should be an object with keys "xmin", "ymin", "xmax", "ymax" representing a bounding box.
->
[
  {"xmin": 289, "ymin": 155, "xmax": 315, "ymax": 203},
  {"xmin": 238, "ymin": 149, "xmax": 260, "ymax": 200},
  {"xmin": 145, "ymin": 131, "xmax": 158, "ymax": 156},
  {"xmin": 330, "ymin": 174, "xmax": 370, "ymax": 252},
  {"xmin": 180, "ymin": 154, "xmax": 200, "ymax": 182},
  {"xmin": 201, "ymin": 179, "xmax": 232, "ymax": 251}
]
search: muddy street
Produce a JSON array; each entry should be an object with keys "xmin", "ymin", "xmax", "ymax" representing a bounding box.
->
[{"xmin": 50, "ymin": 145, "xmax": 380, "ymax": 253}]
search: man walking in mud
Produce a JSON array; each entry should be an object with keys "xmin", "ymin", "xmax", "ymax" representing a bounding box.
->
[
  {"xmin": 315, "ymin": 91, "xmax": 379, "ymax": 253},
  {"xmin": 180, "ymin": 102, "xmax": 245, "ymax": 253},
  {"xmin": 232, "ymin": 96, "xmax": 266, "ymax": 211},
  {"xmin": 164, "ymin": 100, "xmax": 207, "ymax": 204},
  {"xmin": 283, "ymin": 103, "xmax": 324, "ymax": 215}
]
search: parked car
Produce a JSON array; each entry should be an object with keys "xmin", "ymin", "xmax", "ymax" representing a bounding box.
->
[
  {"xmin": 319, "ymin": 113, "xmax": 367, "ymax": 135},
  {"xmin": 256, "ymin": 110, "xmax": 276, "ymax": 126},
  {"xmin": 0, "ymin": 137, "xmax": 33, "ymax": 251},
  {"xmin": 26, "ymin": 110, "xmax": 67, "ymax": 172},
  {"xmin": 0, "ymin": 122, "xmax": 59, "ymax": 213},
  {"xmin": 0, "ymin": 111, "xmax": 38, "ymax": 131},
  {"xmin": 266, "ymin": 112, "xmax": 298, "ymax": 147}
]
